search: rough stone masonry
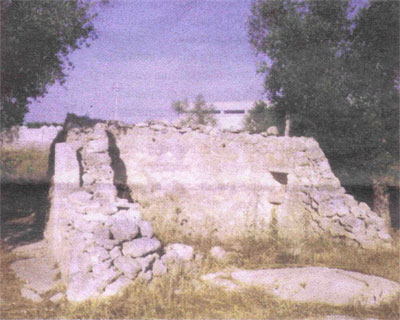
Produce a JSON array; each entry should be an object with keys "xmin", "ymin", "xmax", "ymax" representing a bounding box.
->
[
  {"xmin": 108, "ymin": 120, "xmax": 391, "ymax": 248},
  {"xmin": 45, "ymin": 123, "xmax": 184, "ymax": 302},
  {"xmin": 44, "ymin": 120, "xmax": 392, "ymax": 301}
]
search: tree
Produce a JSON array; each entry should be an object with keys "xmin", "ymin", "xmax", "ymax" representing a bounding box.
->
[
  {"xmin": 346, "ymin": 0, "xmax": 399, "ymax": 223},
  {"xmin": 244, "ymin": 100, "xmax": 284, "ymax": 134},
  {"xmin": 248, "ymin": 0, "xmax": 399, "ymax": 226},
  {"xmin": 172, "ymin": 94, "xmax": 217, "ymax": 127},
  {"xmin": 1, "ymin": 0, "xmax": 105, "ymax": 129}
]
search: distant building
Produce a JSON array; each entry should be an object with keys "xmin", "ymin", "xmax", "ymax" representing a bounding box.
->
[{"xmin": 210, "ymin": 101, "xmax": 255, "ymax": 131}]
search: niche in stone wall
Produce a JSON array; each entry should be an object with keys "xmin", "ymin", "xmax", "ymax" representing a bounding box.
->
[
  {"xmin": 267, "ymin": 171, "xmax": 288, "ymax": 205},
  {"xmin": 270, "ymin": 171, "xmax": 288, "ymax": 186}
]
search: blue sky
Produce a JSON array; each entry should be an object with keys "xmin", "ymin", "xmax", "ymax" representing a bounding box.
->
[{"xmin": 26, "ymin": 0, "xmax": 264, "ymax": 123}]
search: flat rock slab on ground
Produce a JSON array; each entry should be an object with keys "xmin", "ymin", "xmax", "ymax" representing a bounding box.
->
[
  {"xmin": 201, "ymin": 267, "xmax": 400, "ymax": 307},
  {"xmin": 10, "ymin": 240, "xmax": 63, "ymax": 302}
]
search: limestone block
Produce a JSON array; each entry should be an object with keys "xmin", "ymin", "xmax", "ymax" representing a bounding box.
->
[
  {"xmin": 54, "ymin": 143, "xmax": 80, "ymax": 187},
  {"xmin": 210, "ymin": 246, "xmax": 227, "ymax": 260},
  {"xmin": 69, "ymin": 252, "xmax": 92, "ymax": 275},
  {"xmin": 69, "ymin": 190, "xmax": 93, "ymax": 205},
  {"xmin": 114, "ymin": 256, "xmax": 142, "ymax": 279},
  {"xmin": 138, "ymin": 270, "xmax": 153, "ymax": 282},
  {"xmin": 101, "ymin": 276, "xmax": 131, "ymax": 297},
  {"xmin": 96, "ymin": 238, "xmax": 119, "ymax": 250},
  {"xmin": 136, "ymin": 253, "xmax": 158, "ymax": 272},
  {"xmin": 163, "ymin": 243, "xmax": 194, "ymax": 263},
  {"xmin": 82, "ymin": 173, "xmax": 95, "ymax": 185},
  {"xmin": 152, "ymin": 259, "xmax": 167, "ymax": 276},
  {"xmin": 50, "ymin": 292, "xmax": 64, "ymax": 303},
  {"xmin": 67, "ymin": 273, "xmax": 104, "ymax": 302},
  {"xmin": 93, "ymin": 264, "xmax": 120, "ymax": 286},
  {"xmin": 202, "ymin": 267, "xmax": 400, "ymax": 307},
  {"xmin": 87, "ymin": 246, "xmax": 110, "ymax": 265},
  {"xmin": 138, "ymin": 220, "xmax": 153, "ymax": 238},
  {"xmin": 122, "ymin": 238, "xmax": 161, "ymax": 258},
  {"xmin": 21, "ymin": 288, "xmax": 43, "ymax": 303},
  {"xmin": 86, "ymin": 139, "xmax": 108, "ymax": 153},
  {"xmin": 113, "ymin": 208, "xmax": 141, "ymax": 223},
  {"xmin": 109, "ymin": 218, "xmax": 139, "ymax": 242},
  {"xmin": 109, "ymin": 246, "xmax": 122, "ymax": 260}
]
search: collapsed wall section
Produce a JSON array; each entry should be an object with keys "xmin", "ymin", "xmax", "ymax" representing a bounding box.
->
[
  {"xmin": 109, "ymin": 121, "xmax": 391, "ymax": 249},
  {"xmin": 45, "ymin": 123, "xmax": 168, "ymax": 302}
]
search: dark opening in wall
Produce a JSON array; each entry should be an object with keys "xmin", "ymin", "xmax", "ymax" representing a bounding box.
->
[
  {"xmin": 76, "ymin": 148, "xmax": 84, "ymax": 187},
  {"xmin": 270, "ymin": 171, "xmax": 288, "ymax": 185}
]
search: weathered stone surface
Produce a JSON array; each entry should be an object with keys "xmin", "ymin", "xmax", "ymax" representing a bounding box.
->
[
  {"xmin": 67, "ymin": 273, "xmax": 104, "ymax": 302},
  {"xmin": 10, "ymin": 254, "xmax": 60, "ymax": 295},
  {"xmin": 138, "ymin": 270, "xmax": 153, "ymax": 282},
  {"xmin": 21, "ymin": 288, "xmax": 43, "ymax": 303},
  {"xmin": 101, "ymin": 276, "xmax": 131, "ymax": 297},
  {"xmin": 69, "ymin": 190, "xmax": 93, "ymax": 204},
  {"xmin": 44, "ymin": 120, "xmax": 394, "ymax": 304},
  {"xmin": 113, "ymin": 256, "xmax": 142, "ymax": 279},
  {"xmin": 138, "ymin": 220, "xmax": 153, "ymax": 238},
  {"xmin": 86, "ymin": 139, "xmax": 108, "ymax": 153},
  {"xmin": 163, "ymin": 243, "xmax": 194, "ymax": 263},
  {"xmin": 109, "ymin": 218, "xmax": 139, "ymax": 242},
  {"xmin": 112, "ymin": 123, "xmax": 391, "ymax": 248},
  {"xmin": 109, "ymin": 246, "xmax": 122, "ymax": 260},
  {"xmin": 210, "ymin": 246, "xmax": 227, "ymax": 260},
  {"xmin": 152, "ymin": 258, "xmax": 167, "ymax": 276},
  {"xmin": 136, "ymin": 253, "xmax": 158, "ymax": 272},
  {"xmin": 50, "ymin": 292, "xmax": 64, "ymax": 303},
  {"xmin": 122, "ymin": 238, "xmax": 161, "ymax": 258},
  {"xmin": 202, "ymin": 267, "xmax": 400, "ymax": 307}
]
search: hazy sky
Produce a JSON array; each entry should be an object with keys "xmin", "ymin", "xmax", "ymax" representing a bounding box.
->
[{"xmin": 26, "ymin": 0, "xmax": 264, "ymax": 123}]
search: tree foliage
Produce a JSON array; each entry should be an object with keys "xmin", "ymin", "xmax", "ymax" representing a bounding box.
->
[
  {"xmin": 244, "ymin": 100, "xmax": 284, "ymax": 134},
  {"xmin": 172, "ymin": 95, "xmax": 217, "ymax": 127},
  {"xmin": 248, "ymin": 0, "xmax": 399, "ymax": 189},
  {"xmin": 1, "ymin": 0, "xmax": 104, "ymax": 129}
]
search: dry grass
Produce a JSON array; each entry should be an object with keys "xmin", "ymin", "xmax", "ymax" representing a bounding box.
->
[
  {"xmin": 0, "ymin": 147, "xmax": 50, "ymax": 184},
  {"xmin": 1, "ymin": 232, "xmax": 399, "ymax": 319}
]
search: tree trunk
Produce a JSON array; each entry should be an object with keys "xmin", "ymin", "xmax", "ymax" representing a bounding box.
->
[
  {"xmin": 284, "ymin": 113, "xmax": 291, "ymax": 137},
  {"xmin": 372, "ymin": 179, "xmax": 391, "ymax": 230}
]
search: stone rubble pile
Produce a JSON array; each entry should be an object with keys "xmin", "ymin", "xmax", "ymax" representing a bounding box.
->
[
  {"xmin": 48, "ymin": 123, "xmax": 197, "ymax": 302},
  {"xmin": 10, "ymin": 241, "xmax": 64, "ymax": 303}
]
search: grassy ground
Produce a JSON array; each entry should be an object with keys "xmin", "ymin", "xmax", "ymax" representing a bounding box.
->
[
  {"xmin": 1, "ymin": 234, "xmax": 399, "ymax": 319},
  {"xmin": 0, "ymin": 147, "xmax": 49, "ymax": 184},
  {"xmin": 0, "ymin": 146, "xmax": 399, "ymax": 319}
]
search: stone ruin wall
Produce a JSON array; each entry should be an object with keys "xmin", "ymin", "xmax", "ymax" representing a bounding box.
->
[
  {"xmin": 45, "ymin": 123, "xmax": 190, "ymax": 302},
  {"xmin": 44, "ymin": 120, "xmax": 392, "ymax": 301},
  {"xmin": 108, "ymin": 121, "xmax": 391, "ymax": 249}
]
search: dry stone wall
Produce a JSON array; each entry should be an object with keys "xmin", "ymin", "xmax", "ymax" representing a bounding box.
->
[
  {"xmin": 45, "ymin": 119, "xmax": 392, "ymax": 301},
  {"xmin": 45, "ymin": 123, "xmax": 173, "ymax": 302},
  {"xmin": 108, "ymin": 121, "xmax": 391, "ymax": 249}
]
